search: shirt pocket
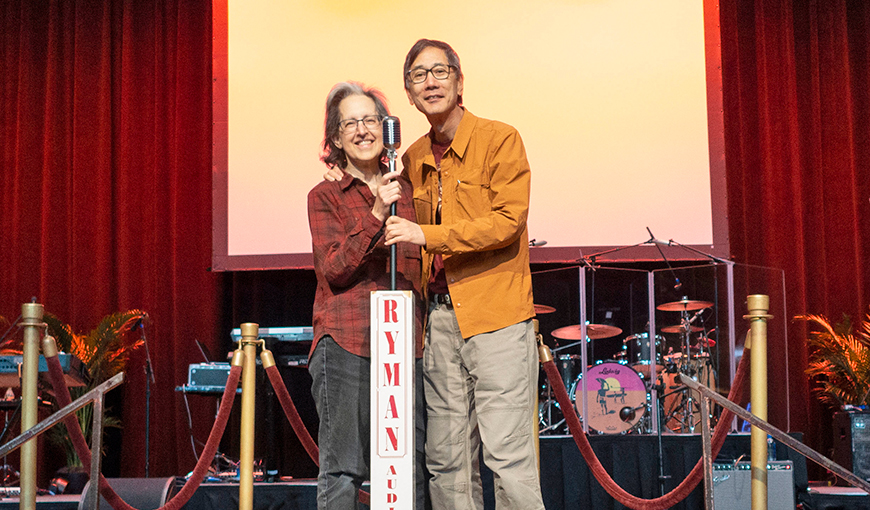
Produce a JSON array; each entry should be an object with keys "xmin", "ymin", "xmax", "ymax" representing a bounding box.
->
[{"xmin": 454, "ymin": 178, "xmax": 492, "ymax": 217}]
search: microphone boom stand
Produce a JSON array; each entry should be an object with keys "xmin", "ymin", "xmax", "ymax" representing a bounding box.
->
[
  {"xmin": 584, "ymin": 234, "xmax": 679, "ymax": 496},
  {"xmin": 139, "ymin": 319, "xmax": 155, "ymax": 478}
]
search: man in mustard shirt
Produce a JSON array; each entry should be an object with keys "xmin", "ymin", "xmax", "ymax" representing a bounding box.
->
[{"xmin": 384, "ymin": 39, "xmax": 544, "ymax": 510}]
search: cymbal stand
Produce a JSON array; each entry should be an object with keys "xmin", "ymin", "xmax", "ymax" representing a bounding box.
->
[
  {"xmin": 539, "ymin": 336, "xmax": 578, "ymax": 434},
  {"xmin": 538, "ymin": 350, "xmax": 556, "ymax": 434},
  {"xmin": 538, "ymin": 379, "xmax": 566, "ymax": 434},
  {"xmin": 654, "ymin": 378, "xmax": 671, "ymax": 495},
  {"xmin": 666, "ymin": 309, "xmax": 698, "ymax": 433}
]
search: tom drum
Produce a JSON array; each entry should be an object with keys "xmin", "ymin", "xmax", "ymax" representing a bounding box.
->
[{"xmin": 625, "ymin": 332, "xmax": 665, "ymax": 379}]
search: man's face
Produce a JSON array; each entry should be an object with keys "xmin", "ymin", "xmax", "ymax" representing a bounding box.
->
[{"xmin": 405, "ymin": 46, "xmax": 463, "ymax": 120}]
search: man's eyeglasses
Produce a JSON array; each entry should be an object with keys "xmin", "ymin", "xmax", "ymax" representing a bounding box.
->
[
  {"xmin": 338, "ymin": 115, "xmax": 382, "ymax": 133},
  {"xmin": 407, "ymin": 64, "xmax": 455, "ymax": 84}
]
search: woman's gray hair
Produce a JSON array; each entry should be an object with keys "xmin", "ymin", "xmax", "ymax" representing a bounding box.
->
[{"xmin": 321, "ymin": 81, "xmax": 390, "ymax": 169}]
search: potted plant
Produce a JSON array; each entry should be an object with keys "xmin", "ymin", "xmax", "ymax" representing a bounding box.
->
[
  {"xmin": 42, "ymin": 309, "xmax": 147, "ymax": 490},
  {"xmin": 799, "ymin": 309, "xmax": 870, "ymax": 409},
  {"xmin": 799, "ymin": 308, "xmax": 870, "ymax": 482}
]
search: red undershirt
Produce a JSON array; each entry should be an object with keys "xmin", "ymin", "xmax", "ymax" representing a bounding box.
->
[{"xmin": 428, "ymin": 135, "xmax": 451, "ymax": 295}]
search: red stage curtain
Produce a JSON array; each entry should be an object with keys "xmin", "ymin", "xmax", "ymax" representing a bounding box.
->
[
  {"xmin": 2, "ymin": 0, "xmax": 868, "ymax": 481},
  {"xmin": 721, "ymin": 0, "xmax": 870, "ymax": 453},
  {"xmin": 1, "ymin": 1, "xmax": 221, "ymax": 478}
]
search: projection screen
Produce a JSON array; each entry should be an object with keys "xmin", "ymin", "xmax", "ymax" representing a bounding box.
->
[{"xmin": 212, "ymin": 0, "xmax": 727, "ymax": 270}]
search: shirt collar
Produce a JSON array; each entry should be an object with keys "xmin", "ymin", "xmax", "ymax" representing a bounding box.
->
[
  {"xmin": 428, "ymin": 108, "xmax": 476, "ymax": 160},
  {"xmin": 447, "ymin": 108, "xmax": 476, "ymax": 160},
  {"xmin": 338, "ymin": 170, "xmax": 356, "ymax": 191}
]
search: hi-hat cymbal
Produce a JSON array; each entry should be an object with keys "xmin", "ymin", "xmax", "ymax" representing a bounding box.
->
[
  {"xmin": 551, "ymin": 324, "xmax": 622, "ymax": 341},
  {"xmin": 534, "ymin": 304, "xmax": 556, "ymax": 315},
  {"xmin": 661, "ymin": 325, "xmax": 704, "ymax": 334},
  {"xmin": 656, "ymin": 299, "xmax": 714, "ymax": 312}
]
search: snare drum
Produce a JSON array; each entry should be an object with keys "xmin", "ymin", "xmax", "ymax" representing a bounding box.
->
[
  {"xmin": 625, "ymin": 332, "xmax": 665, "ymax": 379},
  {"xmin": 612, "ymin": 350, "xmax": 629, "ymax": 364},
  {"xmin": 662, "ymin": 354, "xmax": 717, "ymax": 431},
  {"xmin": 572, "ymin": 362, "xmax": 646, "ymax": 433}
]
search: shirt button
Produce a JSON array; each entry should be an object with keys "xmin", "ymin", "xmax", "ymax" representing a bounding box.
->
[
  {"xmin": 456, "ymin": 302, "xmax": 460, "ymax": 307},
  {"xmin": 450, "ymin": 278, "xmax": 455, "ymax": 283}
]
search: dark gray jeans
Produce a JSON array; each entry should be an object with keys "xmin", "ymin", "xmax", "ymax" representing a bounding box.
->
[{"xmin": 310, "ymin": 336, "xmax": 429, "ymax": 509}]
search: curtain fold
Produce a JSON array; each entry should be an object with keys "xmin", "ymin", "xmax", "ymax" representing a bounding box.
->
[
  {"xmin": 721, "ymin": 0, "xmax": 870, "ymax": 455},
  {"xmin": 1, "ymin": 1, "xmax": 220, "ymax": 478}
]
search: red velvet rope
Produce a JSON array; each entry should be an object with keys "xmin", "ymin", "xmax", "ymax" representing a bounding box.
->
[
  {"xmin": 263, "ymin": 363, "xmax": 371, "ymax": 507},
  {"xmin": 263, "ymin": 365, "xmax": 319, "ymax": 463},
  {"xmin": 542, "ymin": 347, "xmax": 751, "ymax": 510},
  {"xmin": 46, "ymin": 353, "xmax": 243, "ymax": 510}
]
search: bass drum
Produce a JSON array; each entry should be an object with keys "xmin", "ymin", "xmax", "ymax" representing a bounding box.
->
[{"xmin": 572, "ymin": 362, "xmax": 646, "ymax": 433}]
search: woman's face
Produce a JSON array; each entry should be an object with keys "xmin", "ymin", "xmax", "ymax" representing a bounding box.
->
[{"xmin": 334, "ymin": 94, "xmax": 383, "ymax": 171}]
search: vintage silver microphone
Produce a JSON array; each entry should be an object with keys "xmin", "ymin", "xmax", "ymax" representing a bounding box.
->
[{"xmin": 383, "ymin": 116, "xmax": 401, "ymax": 290}]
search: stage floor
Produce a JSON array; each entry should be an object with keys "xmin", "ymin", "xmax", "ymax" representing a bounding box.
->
[
  {"xmin": 177, "ymin": 433, "xmax": 805, "ymax": 510},
  {"xmin": 6, "ymin": 434, "xmax": 867, "ymax": 510}
]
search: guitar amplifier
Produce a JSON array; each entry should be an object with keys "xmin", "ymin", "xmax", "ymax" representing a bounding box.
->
[
  {"xmin": 713, "ymin": 461, "xmax": 795, "ymax": 510},
  {"xmin": 833, "ymin": 411, "xmax": 870, "ymax": 483},
  {"xmin": 187, "ymin": 362, "xmax": 232, "ymax": 392}
]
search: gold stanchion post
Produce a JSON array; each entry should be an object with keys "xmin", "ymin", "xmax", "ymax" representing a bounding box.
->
[
  {"xmin": 20, "ymin": 302, "xmax": 44, "ymax": 510},
  {"xmin": 237, "ymin": 323, "xmax": 259, "ymax": 510},
  {"xmin": 745, "ymin": 295, "xmax": 772, "ymax": 510},
  {"xmin": 535, "ymin": 322, "xmax": 554, "ymax": 475},
  {"xmin": 533, "ymin": 319, "xmax": 543, "ymax": 473}
]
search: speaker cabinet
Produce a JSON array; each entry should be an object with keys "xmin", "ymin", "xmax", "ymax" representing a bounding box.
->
[
  {"xmin": 833, "ymin": 411, "xmax": 870, "ymax": 483},
  {"xmin": 78, "ymin": 477, "xmax": 175, "ymax": 510},
  {"xmin": 712, "ymin": 461, "xmax": 795, "ymax": 510}
]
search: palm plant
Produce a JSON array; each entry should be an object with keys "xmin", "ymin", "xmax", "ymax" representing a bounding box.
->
[
  {"xmin": 799, "ymin": 309, "xmax": 870, "ymax": 409},
  {"xmin": 43, "ymin": 309, "xmax": 147, "ymax": 467}
]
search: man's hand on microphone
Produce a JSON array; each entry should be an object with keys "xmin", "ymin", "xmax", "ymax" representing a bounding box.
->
[{"xmin": 385, "ymin": 216, "xmax": 426, "ymax": 247}]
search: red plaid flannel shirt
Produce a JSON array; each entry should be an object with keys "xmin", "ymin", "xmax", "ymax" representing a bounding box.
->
[{"xmin": 308, "ymin": 172, "xmax": 423, "ymax": 358}]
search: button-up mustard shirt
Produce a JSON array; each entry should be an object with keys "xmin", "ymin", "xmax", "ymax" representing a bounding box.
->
[{"xmin": 402, "ymin": 110, "xmax": 535, "ymax": 339}]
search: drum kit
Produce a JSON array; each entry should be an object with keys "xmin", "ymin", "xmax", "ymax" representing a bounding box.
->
[{"xmin": 536, "ymin": 297, "xmax": 717, "ymax": 435}]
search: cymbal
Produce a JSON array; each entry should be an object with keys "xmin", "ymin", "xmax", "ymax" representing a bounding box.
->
[
  {"xmin": 656, "ymin": 299, "xmax": 714, "ymax": 312},
  {"xmin": 534, "ymin": 304, "xmax": 556, "ymax": 315},
  {"xmin": 551, "ymin": 324, "xmax": 622, "ymax": 341},
  {"xmin": 661, "ymin": 325, "xmax": 704, "ymax": 334}
]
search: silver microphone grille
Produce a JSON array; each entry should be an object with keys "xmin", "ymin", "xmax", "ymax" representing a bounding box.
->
[{"xmin": 383, "ymin": 116, "xmax": 401, "ymax": 149}]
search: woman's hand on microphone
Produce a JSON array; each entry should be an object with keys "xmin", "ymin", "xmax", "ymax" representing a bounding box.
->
[{"xmin": 372, "ymin": 171, "xmax": 402, "ymax": 222}]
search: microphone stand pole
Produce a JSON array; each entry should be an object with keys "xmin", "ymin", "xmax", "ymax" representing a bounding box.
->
[
  {"xmin": 647, "ymin": 227, "xmax": 683, "ymax": 291},
  {"xmin": 655, "ymin": 378, "xmax": 670, "ymax": 496},
  {"xmin": 140, "ymin": 318, "xmax": 155, "ymax": 477},
  {"xmin": 388, "ymin": 147, "xmax": 398, "ymax": 291}
]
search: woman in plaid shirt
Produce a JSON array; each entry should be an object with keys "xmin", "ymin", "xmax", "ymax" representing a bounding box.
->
[{"xmin": 307, "ymin": 82, "xmax": 426, "ymax": 510}]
